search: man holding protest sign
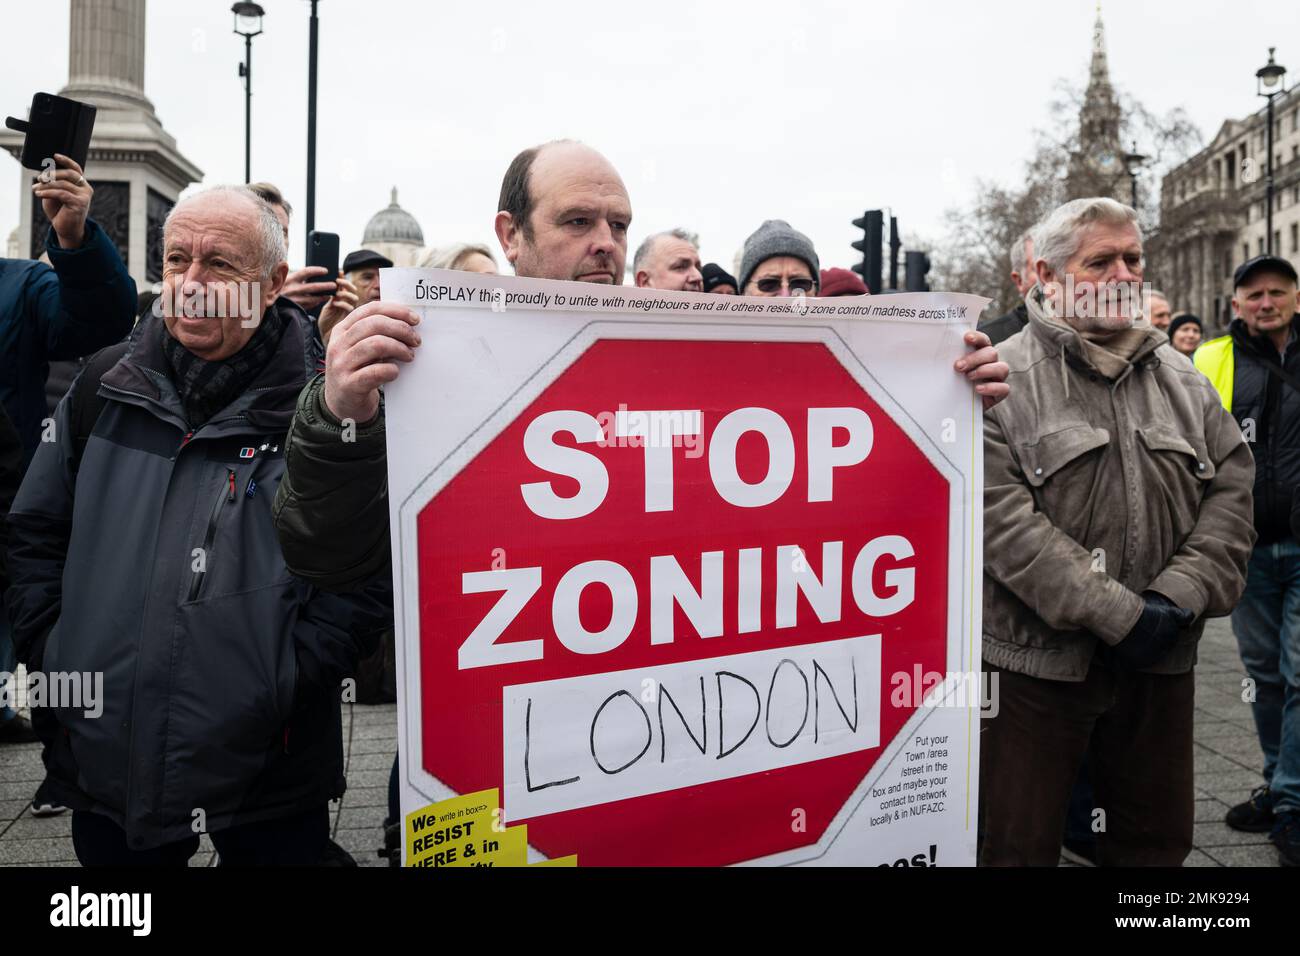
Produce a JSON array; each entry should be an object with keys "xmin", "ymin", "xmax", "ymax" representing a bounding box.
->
[
  {"xmin": 270, "ymin": 140, "xmax": 1008, "ymax": 866},
  {"xmin": 273, "ymin": 138, "xmax": 1009, "ymax": 590}
]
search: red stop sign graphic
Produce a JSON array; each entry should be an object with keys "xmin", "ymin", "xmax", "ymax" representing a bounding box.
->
[{"xmin": 415, "ymin": 338, "xmax": 949, "ymax": 865}]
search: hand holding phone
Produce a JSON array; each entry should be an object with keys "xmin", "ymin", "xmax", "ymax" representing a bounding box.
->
[
  {"xmin": 32, "ymin": 153, "xmax": 92, "ymax": 249},
  {"xmin": 306, "ymin": 231, "xmax": 340, "ymax": 279},
  {"xmin": 282, "ymin": 266, "xmax": 338, "ymax": 311},
  {"xmin": 5, "ymin": 92, "xmax": 97, "ymax": 172}
]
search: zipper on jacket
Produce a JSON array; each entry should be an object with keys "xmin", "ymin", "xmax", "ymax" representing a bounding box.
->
[
  {"xmin": 169, "ymin": 430, "xmax": 194, "ymax": 461},
  {"xmin": 188, "ymin": 468, "xmax": 237, "ymax": 602}
]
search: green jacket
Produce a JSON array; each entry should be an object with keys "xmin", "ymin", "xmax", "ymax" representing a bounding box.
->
[{"xmin": 272, "ymin": 374, "xmax": 391, "ymax": 592}]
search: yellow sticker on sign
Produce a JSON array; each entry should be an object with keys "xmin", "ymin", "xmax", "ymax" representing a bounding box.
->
[{"xmin": 404, "ymin": 788, "xmax": 575, "ymax": 867}]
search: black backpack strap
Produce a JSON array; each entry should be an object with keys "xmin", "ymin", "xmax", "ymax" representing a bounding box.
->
[
  {"xmin": 1259, "ymin": 352, "xmax": 1300, "ymax": 396},
  {"xmin": 1231, "ymin": 325, "xmax": 1300, "ymax": 395},
  {"xmin": 68, "ymin": 342, "xmax": 130, "ymax": 475}
]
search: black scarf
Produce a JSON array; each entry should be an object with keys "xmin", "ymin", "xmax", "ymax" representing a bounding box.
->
[{"xmin": 161, "ymin": 303, "xmax": 288, "ymax": 428}]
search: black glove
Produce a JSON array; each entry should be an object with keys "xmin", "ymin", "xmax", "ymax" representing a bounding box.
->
[{"xmin": 1111, "ymin": 593, "xmax": 1195, "ymax": 670}]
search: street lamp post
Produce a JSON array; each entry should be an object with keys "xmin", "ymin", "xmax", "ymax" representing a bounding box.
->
[
  {"xmin": 232, "ymin": 2, "xmax": 265, "ymax": 184},
  {"xmin": 1256, "ymin": 47, "xmax": 1288, "ymax": 255},
  {"xmin": 306, "ymin": 1, "xmax": 320, "ymax": 242},
  {"xmin": 1124, "ymin": 141, "xmax": 1147, "ymax": 211}
]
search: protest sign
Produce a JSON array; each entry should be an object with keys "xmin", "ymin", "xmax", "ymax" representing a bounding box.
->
[{"xmin": 383, "ymin": 269, "xmax": 987, "ymax": 866}]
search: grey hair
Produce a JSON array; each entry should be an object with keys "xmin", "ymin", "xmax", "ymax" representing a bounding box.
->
[
  {"xmin": 633, "ymin": 228, "xmax": 699, "ymax": 274},
  {"xmin": 1148, "ymin": 288, "xmax": 1168, "ymax": 302},
  {"xmin": 163, "ymin": 185, "xmax": 287, "ymax": 280},
  {"xmin": 418, "ymin": 242, "xmax": 498, "ymax": 271},
  {"xmin": 1009, "ymin": 226, "xmax": 1039, "ymax": 276},
  {"xmin": 1036, "ymin": 197, "xmax": 1141, "ymax": 276}
]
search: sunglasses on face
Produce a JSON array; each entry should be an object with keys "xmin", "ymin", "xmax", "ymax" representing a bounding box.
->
[{"xmin": 755, "ymin": 276, "xmax": 816, "ymax": 294}]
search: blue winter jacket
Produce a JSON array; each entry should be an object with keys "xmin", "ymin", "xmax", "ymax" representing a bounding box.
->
[{"xmin": 0, "ymin": 219, "xmax": 137, "ymax": 466}]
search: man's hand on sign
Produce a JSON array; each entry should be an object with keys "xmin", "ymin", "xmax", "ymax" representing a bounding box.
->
[
  {"xmin": 283, "ymin": 265, "xmax": 339, "ymax": 311},
  {"xmin": 322, "ymin": 301, "xmax": 421, "ymax": 425},
  {"xmin": 954, "ymin": 330, "xmax": 1010, "ymax": 410}
]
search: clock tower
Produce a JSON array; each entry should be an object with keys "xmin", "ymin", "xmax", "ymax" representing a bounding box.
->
[{"xmin": 1066, "ymin": 4, "xmax": 1127, "ymax": 202}]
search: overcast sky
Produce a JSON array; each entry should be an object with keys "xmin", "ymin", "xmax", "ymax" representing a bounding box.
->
[{"xmin": 0, "ymin": 0, "xmax": 1288, "ymax": 273}]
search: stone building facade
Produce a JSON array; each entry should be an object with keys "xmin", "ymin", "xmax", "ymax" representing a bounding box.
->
[{"xmin": 1159, "ymin": 83, "xmax": 1300, "ymax": 332}]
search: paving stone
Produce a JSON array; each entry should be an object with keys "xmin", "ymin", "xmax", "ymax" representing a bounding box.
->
[
  {"xmin": 1195, "ymin": 661, "xmax": 1244, "ymax": 674},
  {"xmin": 1203, "ymin": 843, "xmax": 1281, "ymax": 867},
  {"xmin": 1194, "ymin": 750, "xmax": 1245, "ymax": 774},
  {"xmin": 332, "ymin": 826, "xmax": 388, "ymax": 867},
  {"xmin": 340, "ymin": 786, "xmax": 389, "ymax": 809},
  {"xmin": 1215, "ymin": 754, "xmax": 1264, "ymax": 774},
  {"xmin": 1183, "ymin": 848, "xmax": 1223, "ymax": 867},
  {"xmin": 352, "ymin": 723, "xmax": 397, "ymax": 741},
  {"xmin": 0, "ymin": 800, "xmax": 27, "ymax": 822},
  {"xmin": 0, "ymin": 837, "xmax": 79, "ymax": 864},
  {"xmin": 347, "ymin": 751, "xmax": 395, "ymax": 772},
  {"xmin": 1201, "ymin": 749, "xmax": 1265, "ymax": 773},
  {"xmin": 1193, "ymin": 821, "xmax": 1273, "ymax": 848},
  {"xmin": 0, "ymin": 748, "xmax": 47, "ymax": 781},
  {"xmin": 337, "ymin": 803, "xmax": 388, "ymax": 832},
  {"xmin": 3, "ymin": 815, "xmax": 72, "ymax": 839},
  {"xmin": 350, "ymin": 735, "xmax": 397, "ymax": 755},
  {"xmin": 1195, "ymin": 798, "xmax": 1229, "ymax": 823},
  {"xmin": 1195, "ymin": 700, "xmax": 1253, "ymax": 722},
  {"xmin": 1197, "ymin": 732, "xmax": 1265, "ymax": 755},
  {"xmin": 1198, "ymin": 701, "xmax": 1255, "ymax": 721},
  {"xmin": 1196, "ymin": 768, "xmax": 1267, "ymax": 795},
  {"xmin": 351, "ymin": 703, "xmax": 398, "ymax": 720},
  {"xmin": 1192, "ymin": 719, "xmax": 1244, "ymax": 737},
  {"xmin": 345, "ymin": 769, "xmax": 391, "ymax": 790}
]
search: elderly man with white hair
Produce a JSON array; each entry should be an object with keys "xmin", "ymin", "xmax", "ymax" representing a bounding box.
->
[
  {"xmin": 979, "ymin": 196, "xmax": 1256, "ymax": 866},
  {"xmin": 5, "ymin": 185, "xmax": 387, "ymax": 866}
]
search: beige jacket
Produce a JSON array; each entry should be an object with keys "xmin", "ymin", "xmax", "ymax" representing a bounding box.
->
[{"xmin": 983, "ymin": 290, "xmax": 1256, "ymax": 681}]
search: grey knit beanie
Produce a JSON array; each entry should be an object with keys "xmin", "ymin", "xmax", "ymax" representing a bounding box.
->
[{"xmin": 738, "ymin": 220, "xmax": 820, "ymax": 293}]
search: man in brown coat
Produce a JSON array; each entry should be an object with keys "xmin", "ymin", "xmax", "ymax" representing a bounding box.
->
[{"xmin": 980, "ymin": 197, "xmax": 1256, "ymax": 866}]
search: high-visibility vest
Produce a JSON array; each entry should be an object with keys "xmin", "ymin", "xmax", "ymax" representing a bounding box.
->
[{"xmin": 1194, "ymin": 335, "xmax": 1234, "ymax": 412}]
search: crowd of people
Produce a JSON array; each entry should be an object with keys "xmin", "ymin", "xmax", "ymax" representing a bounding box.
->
[{"xmin": 0, "ymin": 136, "xmax": 1297, "ymax": 869}]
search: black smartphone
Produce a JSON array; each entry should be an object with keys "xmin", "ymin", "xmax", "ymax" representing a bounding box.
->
[
  {"xmin": 4, "ymin": 92, "xmax": 97, "ymax": 172},
  {"xmin": 306, "ymin": 230, "xmax": 339, "ymax": 280}
]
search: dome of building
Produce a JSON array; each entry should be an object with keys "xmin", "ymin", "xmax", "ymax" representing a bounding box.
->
[{"xmin": 362, "ymin": 187, "xmax": 424, "ymax": 246}]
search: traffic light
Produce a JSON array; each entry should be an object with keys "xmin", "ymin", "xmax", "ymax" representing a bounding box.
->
[
  {"xmin": 850, "ymin": 210, "xmax": 884, "ymax": 294},
  {"xmin": 904, "ymin": 250, "xmax": 931, "ymax": 292},
  {"xmin": 888, "ymin": 216, "xmax": 900, "ymax": 291}
]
